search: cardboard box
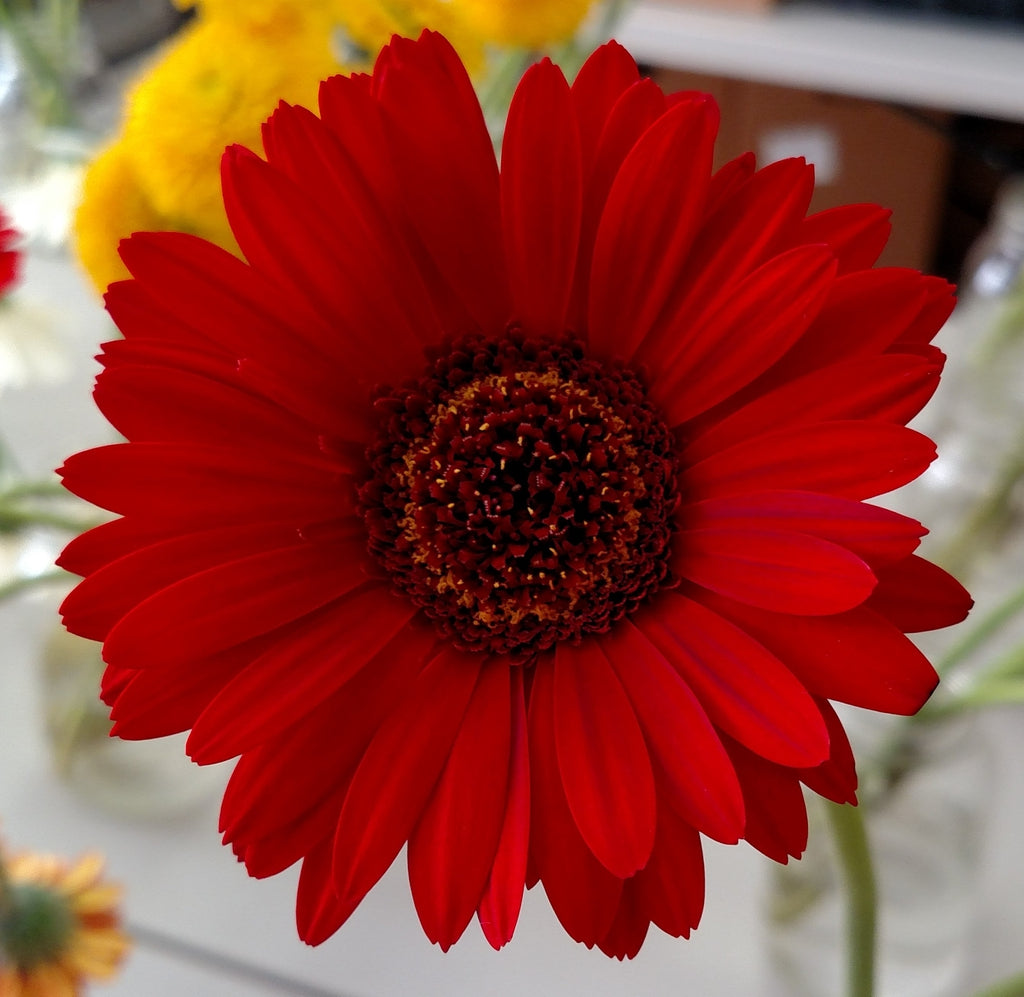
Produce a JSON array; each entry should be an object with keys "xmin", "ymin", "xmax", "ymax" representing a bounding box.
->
[{"xmin": 653, "ymin": 70, "xmax": 951, "ymax": 271}]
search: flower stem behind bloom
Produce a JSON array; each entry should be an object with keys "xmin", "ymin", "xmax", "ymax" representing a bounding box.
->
[
  {"xmin": 0, "ymin": 0, "xmax": 80, "ymax": 127},
  {"xmin": 827, "ymin": 801, "xmax": 877, "ymax": 997},
  {"xmin": 970, "ymin": 971, "xmax": 1024, "ymax": 997}
]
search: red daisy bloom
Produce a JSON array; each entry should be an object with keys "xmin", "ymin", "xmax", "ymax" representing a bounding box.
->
[
  {"xmin": 1, "ymin": 208, "xmax": 21, "ymax": 297},
  {"xmin": 59, "ymin": 32, "xmax": 971, "ymax": 958}
]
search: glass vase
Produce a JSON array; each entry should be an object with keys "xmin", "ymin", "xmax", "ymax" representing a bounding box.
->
[
  {"xmin": 40, "ymin": 624, "xmax": 224, "ymax": 819},
  {"xmin": 765, "ymin": 716, "xmax": 991, "ymax": 997}
]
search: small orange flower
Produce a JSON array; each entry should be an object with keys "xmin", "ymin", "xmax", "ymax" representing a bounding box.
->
[{"xmin": 0, "ymin": 847, "xmax": 130, "ymax": 995}]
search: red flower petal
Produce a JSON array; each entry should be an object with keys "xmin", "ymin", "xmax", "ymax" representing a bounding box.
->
[
  {"xmin": 725, "ymin": 737, "xmax": 809, "ymax": 862},
  {"xmin": 588, "ymin": 96, "xmax": 718, "ymax": 362},
  {"xmin": 795, "ymin": 203, "xmax": 891, "ymax": 274},
  {"xmin": 651, "ymin": 245, "xmax": 837, "ymax": 425},
  {"xmin": 632, "ymin": 806, "xmax": 705, "ymax": 939},
  {"xmin": 599, "ymin": 621, "xmax": 746, "ymax": 842},
  {"xmin": 187, "ymin": 587, "xmax": 419, "ymax": 763},
  {"xmin": 680, "ymin": 491, "xmax": 925, "ymax": 568},
  {"xmin": 768, "ymin": 267, "xmax": 932, "ymax": 379},
  {"xmin": 527, "ymin": 658, "xmax": 624, "ymax": 944},
  {"xmin": 59, "ymin": 442, "xmax": 352, "ymax": 527},
  {"xmin": 102, "ymin": 541, "xmax": 367, "ymax": 672},
  {"xmin": 673, "ymin": 527, "xmax": 877, "ymax": 616},
  {"xmin": 554, "ymin": 640, "xmax": 657, "ymax": 878},
  {"xmin": 684, "ymin": 354, "xmax": 943, "ymax": 464},
  {"xmin": 297, "ymin": 840, "xmax": 357, "ymax": 946},
  {"xmin": 640, "ymin": 158, "xmax": 815, "ymax": 364},
  {"xmin": 60, "ymin": 521, "xmax": 322, "ymax": 641},
  {"xmin": 570, "ymin": 41, "xmax": 641, "ymax": 171},
  {"xmin": 704, "ymin": 152, "xmax": 756, "ymax": 216},
  {"xmin": 109, "ymin": 643, "xmax": 252, "ymax": 739},
  {"xmin": 709, "ymin": 596, "xmax": 939, "ymax": 715},
  {"xmin": 686, "ymin": 421, "xmax": 937, "ymax": 502},
  {"xmin": 373, "ymin": 32, "xmax": 509, "ymax": 334},
  {"xmin": 636, "ymin": 595, "xmax": 829, "ymax": 768},
  {"xmin": 596, "ymin": 883, "xmax": 650, "ymax": 960},
  {"xmin": 220, "ymin": 629, "xmax": 432, "ymax": 848},
  {"xmin": 568, "ymin": 77, "xmax": 667, "ymax": 330},
  {"xmin": 409, "ymin": 663, "xmax": 512, "ymax": 950},
  {"xmin": 330, "ymin": 647, "xmax": 482, "ymax": 916},
  {"xmin": 94, "ymin": 363, "xmax": 328, "ymax": 461},
  {"xmin": 798, "ymin": 698, "xmax": 858, "ymax": 806},
  {"xmin": 501, "ymin": 58, "xmax": 582, "ymax": 337},
  {"xmin": 867, "ymin": 555, "xmax": 973, "ymax": 632},
  {"xmin": 476, "ymin": 668, "xmax": 530, "ymax": 950}
]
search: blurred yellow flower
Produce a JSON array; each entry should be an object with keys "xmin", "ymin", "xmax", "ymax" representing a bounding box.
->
[
  {"xmin": 0, "ymin": 847, "xmax": 130, "ymax": 995},
  {"xmin": 73, "ymin": 0, "xmax": 606, "ymax": 293},
  {"xmin": 74, "ymin": 4, "xmax": 345, "ymax": 292},
  {"xmin": 73, "ymin": 142, "xmax": 180, "ymax": 295},
  {"xmin": 458, "ymin": 0, "xmax": 596, "ymax": 47},
  {"xmin": 338, "ymin": 0, "xmax": 484, "ymax": 72}
]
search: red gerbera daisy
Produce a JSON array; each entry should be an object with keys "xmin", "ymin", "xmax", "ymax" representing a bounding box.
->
[
  {"xmin": 58, "ymin": 32, "xmax": 971, "ymax": 958},
  {"xmin": 1, "ymin": 208, "xmax": 21, "ymax": 297}
]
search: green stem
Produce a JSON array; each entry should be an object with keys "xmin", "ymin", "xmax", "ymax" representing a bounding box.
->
[
  {"xmin": 934, "ymin": 579, "xmax": 1024, "ymax": 678},
  {"xmin": 0, "ymin": 506, "xmax": 100, "ymax": 533},
  {"xmin": 0, "ymin": 480, "xmax": 69, "ymax": 502},
  {"xmin": 827, "ymin": 801, "xmax": 877, "ymax": 997},
  {"xmin": 0, "ymin": 0, "xmax": 78, "ymax": 127},
  {"xmin": 970, "ymin": 970, "xmax": 1024, "ymax": 997},
  {"xmin": 936, "ymin": 434, "xmax": 1024, "ymax": 582}
]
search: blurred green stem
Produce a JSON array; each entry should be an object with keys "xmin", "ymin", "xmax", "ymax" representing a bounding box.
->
[
  {"xmin": 971, "ymin": 971, "xmax": 1024, "ymax": 997},
  {"xmin": 828, "ymin": 801, "xmax": 877, "ymax": 997},
  {"xmin": 0, "ymin": 0, "xmax": 80, "ymax": 127}
]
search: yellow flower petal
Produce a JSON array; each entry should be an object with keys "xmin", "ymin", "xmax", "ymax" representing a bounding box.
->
[
  {"xmin": 73, "ymin": 142, "xmax": 164, "ymax": 293},
  {"xmin": 458, "ymin": 0, "xmax": 595, "ymax": 47},
  {"xmin": 19, "ymin": 963, "xmax": 76, "ymax": 997},
  {"xmin": 55, "ymin": 854, "xmax": 104, "ymax": 897},
  {"xmin": 64, "ymin": 928, "xmax": 131, "ymax": 980},
  {"xmin": 67, "ymin": 883, "xmax": 122, "ymax": 916}
]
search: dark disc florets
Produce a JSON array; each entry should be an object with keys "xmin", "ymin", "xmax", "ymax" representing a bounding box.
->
[{"xmin": 358, "ymin": 330, "xmax": 679, "ymax": 660}]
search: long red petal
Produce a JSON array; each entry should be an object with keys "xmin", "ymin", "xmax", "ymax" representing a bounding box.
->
[
  {"xmin": 527, "ymin": 657, "xmax": 624, "ymax": 944},
  {"xmin": 409, "ymin": 663, "xmax": 512, "ymax": 950},
  {"xmin": 477, "ymin": 668, "xmax": 530, "ymax": 950},
  {"xmin": 373, "ymin": 32, "xmax": 509, "ymax": 334},
  {"xmin": 651, "ymin": 245, "xmax": 837, "ymax": 425},
  {"xmin": 675, "ymin": 526, "xmax": 876, "ymax": 616},
  {"xmin": 187, "ymin": 588, "xmax": 420, "ymax": 763},
  {"xmin": 726, "ymin": 736, "xmax": 809, "ymax": 862},
  {"xmin": 101, "ymin": 542, "xmax": 368, "ymax": 672},
  {"xmin": 600, "ymin": 621, "xmax": 746, "ymax": 842},
  {"xmin": 588, "ymin": 96, "xmax": 718, "ymax": 362},
  {"xmin": 554, "ymin": 640, "xmax": 657, "ymax": 877},
  {"xmin": 330, "ymin": 647, "xmax": 482, "ymax": 916},
  {"xmin": 686, "ymin": 421, "xmax": 936, "ymax": 502},
  {"xmin": 501, "ymin": 58, "xmax": 582, "ymax": 337},
  {"xmin": 866, "ymin": 555, "xmax": 972, "ymax": 632},
  {"xmin": 679, "ymin": 491, "xmax": 925, "ymax": 568},
  {"xmin": 636, "ymin": 595, "xmax": 829, "ymax": 768},
  {"xmin": 706, "ymin": 595, "xmax": 939, "ymax": 715}
]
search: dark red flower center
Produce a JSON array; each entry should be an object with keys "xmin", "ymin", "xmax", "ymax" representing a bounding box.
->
[{"xmin": 358, "ymin": 331, "xmax": 679, "ymax": 660}]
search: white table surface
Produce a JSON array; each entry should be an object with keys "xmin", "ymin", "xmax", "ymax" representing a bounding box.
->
[{"xmin": 1, "ymin": 228, "xmax": 1023, "ymax": 997}]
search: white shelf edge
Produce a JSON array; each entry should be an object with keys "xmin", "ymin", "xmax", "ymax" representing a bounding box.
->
[{"xmin": 617, "ymin": 1, "xmax": 1024, "ymax": 121}]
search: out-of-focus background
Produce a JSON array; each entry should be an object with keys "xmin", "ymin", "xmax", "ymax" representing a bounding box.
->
[{"xmin": 2, "ymin": 1, "xmax": 1024, "ymax": 994}]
